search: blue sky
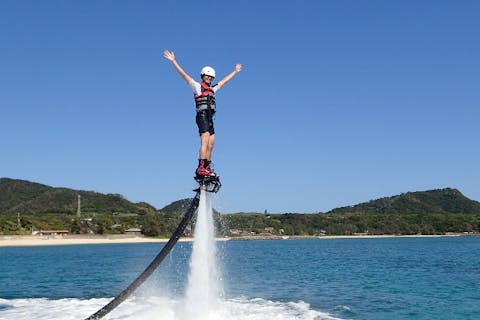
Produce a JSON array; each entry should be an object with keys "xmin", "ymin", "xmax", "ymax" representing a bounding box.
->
[{"xmin": 1, "ymin": 0, "xmax": 479, "ymax": 213}]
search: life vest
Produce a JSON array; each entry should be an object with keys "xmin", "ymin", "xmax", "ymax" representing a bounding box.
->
[{"xmin": 194, "ymin": 82, "xmax": 216, "ymax": 112}]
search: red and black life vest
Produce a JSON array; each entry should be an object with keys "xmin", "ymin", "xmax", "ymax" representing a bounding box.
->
[{"xmin": 194, "ymin": 82, "xmax": 216, "ymax": 112}]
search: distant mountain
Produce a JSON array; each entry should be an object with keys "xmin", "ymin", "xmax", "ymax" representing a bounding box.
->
[
  {"xmin": 328, "ymin": 188, "xmax": 480, "ymax": 214},
  {"xmin": 159, "ymin": 198, "xmax": 192, "ymax": 214},
  {"xmin": 3, "ymin": 177, "xmax": 479, "ymax": 219},
  {"xmin": 0, "ymin": 178, "xmax": 157, "ymax": 215},
  {"xmin": 2, "ymin": 178, "xmax": 480, "ymax": 236}
]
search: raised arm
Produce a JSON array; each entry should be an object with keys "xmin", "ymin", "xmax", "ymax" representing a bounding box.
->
[
  {"xmin": 163, "ymin": 50, "xmax": 193, "ymax": 84},
  {"xmin": 216, "ymin": 64, "xmax": 242, "ymax": 90}
]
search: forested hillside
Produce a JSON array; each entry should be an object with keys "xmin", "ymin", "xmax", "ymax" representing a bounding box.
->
[
  {"xmin": 328, "ymin": 188, "xmax": 480, "ymax": 215},
  {"xmin": 0, "ymin": 178, "xmax": 157, "ymax": 215},
  {"xmin": 1, "ymin": 178, "xmax": 479, "ymax": 236}
]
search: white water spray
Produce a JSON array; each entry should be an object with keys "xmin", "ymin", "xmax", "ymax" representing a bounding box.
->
[{"xmin": 183, "ymin": 190, "xmax": 221, "ymax": 319}]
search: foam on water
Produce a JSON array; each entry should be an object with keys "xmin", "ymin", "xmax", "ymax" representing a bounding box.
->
[{"xmin": 0, "ymin": 297, "xmax": 345, "ymax": 320}]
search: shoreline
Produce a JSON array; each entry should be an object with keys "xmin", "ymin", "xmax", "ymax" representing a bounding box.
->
[
  {"xmin": 0, "ymin": 235, "xmax": 172, "ymax": 247},
  {"xmin": 0, "ymin": 233, "xmax": 475, "ymax": 247}
]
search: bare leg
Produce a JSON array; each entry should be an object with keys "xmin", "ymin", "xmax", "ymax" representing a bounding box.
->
[
  {"xmin": 197, "ymin": 133, "xmax": 216, "ymax": 176},
  {"xmin": 206, "ymin": 134, "xmax": 215, "ymax": 160},
  {"xmin": 199, "ymin": 132, "xmax": 212, "ymax": 160}
]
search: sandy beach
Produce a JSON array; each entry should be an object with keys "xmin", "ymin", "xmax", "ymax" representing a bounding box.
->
[
  {"xmin": 0, "ymin": 235, "xmax": 174, "ymax": 247},
  {"xmin": 0, "ymin": 233, "xmax": 470, "ymax": 247}
]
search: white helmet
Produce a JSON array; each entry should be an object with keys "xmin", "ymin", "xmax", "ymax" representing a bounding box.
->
[{"xmin": 200, "ymin": 66, "xmax": 216, "ymax": 78}]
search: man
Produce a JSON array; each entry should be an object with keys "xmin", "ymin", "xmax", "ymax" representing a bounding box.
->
[{"xmin": 163, "ymin": 50, "xmax": 242, "ymax": 179}]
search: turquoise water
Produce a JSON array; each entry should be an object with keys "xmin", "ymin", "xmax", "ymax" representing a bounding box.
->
[{"xmin": 1, "ymin": 237, "xmax": 479, "ymax": 319}]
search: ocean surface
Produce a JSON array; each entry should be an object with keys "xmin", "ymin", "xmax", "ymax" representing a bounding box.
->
[{"xmin": 1, "ymin": 236, "xmax": 479, "ymax": 319}]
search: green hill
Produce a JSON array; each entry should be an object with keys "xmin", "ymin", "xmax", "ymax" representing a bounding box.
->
[
  {"xmin": 2, "ymin": 178, "xmax": 480, "ymax": 236},
  {"xmin": 219, "ymin": 188, "xmax": 480, "ymax": 236},
  {"xmin": 0, "ymin": 178, "xmax": 157, "ymax": 215},
  {"xmin": 328, "ymin": 188, "xmax": 480, "ymax": 215},
  {"xmin": 159, "ymin": 198, "xmax": 192, "ymax": 214}
]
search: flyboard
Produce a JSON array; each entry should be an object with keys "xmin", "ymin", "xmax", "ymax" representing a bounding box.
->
[
  {"xmin": 84, "ymin": 175, "xmax": 221, "ymax": 320},
  {"xmin": 194, "ymin": 175, "xmax": 221, "ymax": 193}
]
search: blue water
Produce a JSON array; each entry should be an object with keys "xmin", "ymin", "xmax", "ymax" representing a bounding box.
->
[{"xmin": 1, "ymin": 237, "xmax": 480, "ymax": 319}]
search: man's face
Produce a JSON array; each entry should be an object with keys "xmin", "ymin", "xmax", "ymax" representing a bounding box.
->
[{"xmin": 202, "ymin": 75, "xmax": 214, "ymax": 85}]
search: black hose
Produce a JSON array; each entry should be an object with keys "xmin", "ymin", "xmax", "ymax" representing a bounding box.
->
[{"xmin": 85, "ymin": 190, "xmax": 201, "ymax": 320}]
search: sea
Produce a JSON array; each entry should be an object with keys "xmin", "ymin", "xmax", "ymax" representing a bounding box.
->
[{"xmin": 1, "ymin": 235, "xmax": 480, "ymax": 319}]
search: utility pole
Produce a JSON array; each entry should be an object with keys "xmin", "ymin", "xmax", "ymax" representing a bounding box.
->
[
  {"xmin": 77, "ymin": 194, "xmax": 81, "ymax": 217},
  {"xmin": 17, "ymin": 212, "xmax": 21, "ymax": 229}
]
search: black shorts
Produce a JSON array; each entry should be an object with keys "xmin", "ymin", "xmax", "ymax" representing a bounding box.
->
[{"xmin": 196, "ymin": 110, "xmax": 215, "ymax": 135}]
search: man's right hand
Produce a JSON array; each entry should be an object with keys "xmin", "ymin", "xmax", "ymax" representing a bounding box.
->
[{"xmin": 163, "ymin": 50, "xmax": 175, "ymax": 62}]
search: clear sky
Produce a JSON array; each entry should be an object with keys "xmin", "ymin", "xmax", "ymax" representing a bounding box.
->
[{"xmin": 1, "ymin": 0, "xmax": 479, "ymax": 213}]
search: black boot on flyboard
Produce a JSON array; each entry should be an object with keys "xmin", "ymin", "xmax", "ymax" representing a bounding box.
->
[{"xmin": 194, "ymin": 159, "xmax": 221, "ymax": 193}]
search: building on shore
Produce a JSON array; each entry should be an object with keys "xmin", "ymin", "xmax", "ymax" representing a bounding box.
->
[{"xmin": 32, "ymin": 230, "xmax": 70, "ymax": 236}]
